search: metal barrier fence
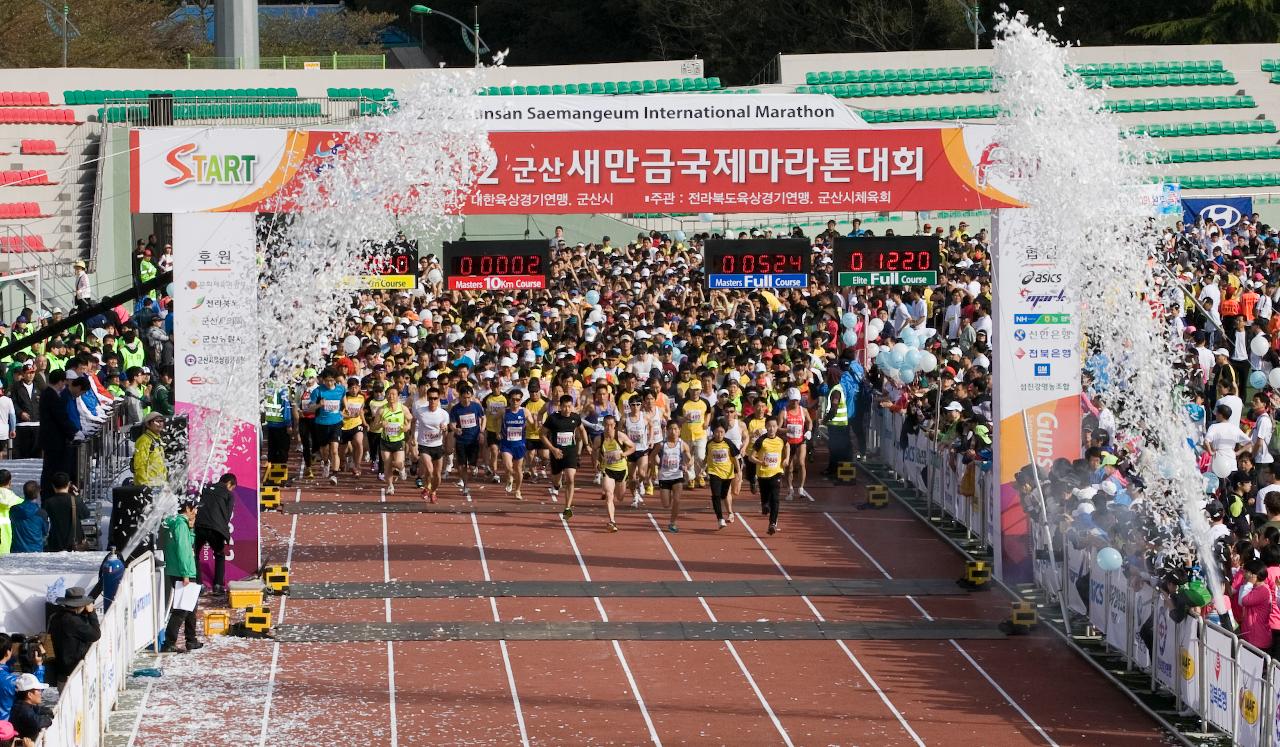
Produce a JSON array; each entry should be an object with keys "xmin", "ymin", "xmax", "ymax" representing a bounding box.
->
[
  {"xmin": 186, "ymin": 53, "xmax": 386, "ymax": 70},
  {"xmin": 867, "ymin": 404, "xmax": 1274, "ymax": 744}
]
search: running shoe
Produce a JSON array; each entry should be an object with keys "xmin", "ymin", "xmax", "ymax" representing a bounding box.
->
[
  {"xmin": 378, "ymin": 472, "xmax": 385, "ymax": 482},
  {"xmin": 456, "ymin": 479, "xmax": 466, "ymax": 489},
  {"xmin": 462, "ymin": 488, "xmax": 472, "ymax": 500},
  {"xmin": 305, "ymin": 468, "xmax": 315, "ymax": 479},
  {"xmin": 761, "ymin": 504, "xmax": 769, "ymax": 516},
  {"xmin": 505, "ymin": 481, "xmax": 514, "ymax": 494},
  {"xmin": 514, "ymin": 491, "xmax": 524, "ymax": 501},
  {"xmin": 768, "ymin": 524, "xmax": 778, "ymax": 535},
  {"xmin": 429, "ymin": 490, "xmax": 437, "ymax": 504},
  {"xmin": 594, "ymin": 471, "xmax": 602, "ymax": 485},
  {"xmin": 645, "ymin": 483, "xmax": 653, "ymax": 496},
  {"xmin": 563, "ymin": 507, "xmax": 573, "ymax": 519},
  {"xmin": 607, "ymin": 521, "xmax": 619, "ymax": 532},
  {"xmin": 322, "ymin": 463, "xmax": 331, "ymax": 479},
  {"xmin": 718, "ymin": 519, "xmax": 727, "ymax": 529},
  {"xmin": 785, "ymin": 488, "xmax": 795, "ymax": 501},
  {"xmin": 799, "ymin": 488, "xmax": 814, "ymax": 501},
  {"xmin": 415, "ymin": 478, "xmax": 424, "ymax": 488},
  {"xmin": 728, "ymin": 514, "xmax": 736, "ymax": 524},
  {"xmin": 421, "ymin": 489, "xmax": 430, "ymax": 502},
  {"xmin": 329, "ymin": 475, "xmax": 338, "ymax": 487},
  {"xmin": 549, "ymin": 486, "xmax": 559, "ymax": 498},
  {"xmin": 748, "ymin": 482, "xmax": 756, "ymax": 494},
  {"xmin": 386, "ymin": 484, "xmax": 394, "ymax": 495},
  {"xmin": 493, "ymin": 473, "xmax": 502, "ymax": 484},
  {"xmin": 667, "ymin": 523, "xmax": 678, "ymax": 533}
]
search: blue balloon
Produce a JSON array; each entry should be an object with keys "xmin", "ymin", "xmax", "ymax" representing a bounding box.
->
[
  {"xmin": 898, "ymin": 367, "xmax": 917, "ymax": 385},
  {"xmin": 875, "ymin": 351, "xmax": 892, "ymax": 370},
  {"xmin": 841, "ymin": 312, "xmax": 857, "ymax": 329},
  {"xmin": 1250, "ymin": 370, "xmax": 1267, "ymax": 390},
  {"xmin": 888, "ymin": 350, "xmax": 905, "ymax": 368},
  {"xmin": 841, "ymin": 329, "xmax": 858, "ymax": 347},
  {"xmin": 901, "ymin": 328, "xmax": 918, "ymax": 348},
  {"xmin": 585, "ymin": 290, "xmax": 600, "ymax": 305},
  {"xmin": 1096, "ymin": 547, "xmax": 1123, "ymax": 572},
  {"xmin": 906, "ymin": 350, "xmax": 924, "ymax": 369}
]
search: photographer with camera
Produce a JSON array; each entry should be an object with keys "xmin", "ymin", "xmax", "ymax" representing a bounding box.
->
[{"xmin": 47, "ymin": 587, "xmax": 100, "ymax": 688}]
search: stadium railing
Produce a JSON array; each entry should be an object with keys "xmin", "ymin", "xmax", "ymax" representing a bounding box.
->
[
  {"xmin": 866, "ymin": 406, "xmax": 1273, "ymax": 743},
  {"xmin": 32, "ymin": 552, "xmax": 162, "ymax": 747},
  {"xmin": 185, "ymin": 53, "xmax": 386, "ymax": 70}
]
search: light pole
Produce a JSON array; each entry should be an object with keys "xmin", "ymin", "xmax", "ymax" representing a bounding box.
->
[{"xmin": 410, "ymin": 4, "xmax": 489, "ymax": 67}]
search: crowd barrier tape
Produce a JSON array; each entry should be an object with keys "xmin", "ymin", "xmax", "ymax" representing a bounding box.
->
[
  {"xmin": 33, "ymin": 553, "xmax": 160, "ymax": 747},
  {"xmin": 868, "ymin": 408, "xmax": 1280, "ymax": 744}
]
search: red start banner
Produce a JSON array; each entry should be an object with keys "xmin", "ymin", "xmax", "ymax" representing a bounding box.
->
[{"xmin": 131, "ymin": 125, "xmax": 1022, "ymax": 214}]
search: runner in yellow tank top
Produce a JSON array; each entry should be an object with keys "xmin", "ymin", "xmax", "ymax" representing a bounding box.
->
[
  {"xmin": 341, "ymin": 378, "xmax": 366, "ymax": 477},
  {"xmin": 598, "ymin": 416, "xmax": 634, "ymax": 533},
  {"xmin": 679, "ymin": 385, "xmax": 710, "ymax": 488},
  {"xmin": 705, "ymin": 423, "xmax": 740, "ymax": 529},
  {"xmin": 749, "ymin": 417, "xmax": 789, "ymax": 536}
]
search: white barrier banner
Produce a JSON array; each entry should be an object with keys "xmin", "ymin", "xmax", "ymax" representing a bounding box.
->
[
  {"xmin": 1270, "ymin": 659, "xmax": 1280, "ymax": 747},
  {"xmin": 1132, "ymin": 585, "xmax": 1154, "ymax": 670},
  {"xmin": 1178, "ymin": 618, "xmax": 1202, "ymax": 713},
  {"xmin": 1236, "ymin": 646, "xmax": 1266, "ymax": 746},
  {"xmin": 1203, "ymin": 625, "xmax": 1235, "ymax": 733},
  {"xmin": 81, "ymin": 645, "xmax": 101, "ymax": 747},
  {"xmin": 1153, "ymin": 599, "xmax": 1177, "ymax": 689},
  {"xmin": 1066, "ymin": 545, "xmax": 1089, "ymax": 616},
  {"xmin": 60, "ymin": 665, "xmax": 84, "ymax": 747},
  {"xmin": 904, "ymin": 432, "xmax": 930, "ymax": 491},
  {"xmin": 1105, "ymin": 571, "xmax": 1129, "ymax": 654},
  {"xmin": 127, "ymin": 560, "xmax": 156, "ymax": 652},
  {"xmin": 1088, "ymin": 560, "xmax": 1109, "ymax": 634}
]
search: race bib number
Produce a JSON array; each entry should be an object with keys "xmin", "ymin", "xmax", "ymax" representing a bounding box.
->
[
  {"xmin": 764, "ymin": 452, "xmax": 780, "ymax": 468},
  {"xmin": 556, "ymin": 431, "xmax": 574, "ymax": 447},
  {"xmin": 662, "ymin": 454, "xmax": 680, "ymax": 470},
  {"xmin": 385, "ymin": 422, "xmax": 402, "ymax": 438},
  {"xmin": 459, "ymin": 413, "xmax": 477, "ymax": 429},
  {"xmin": 710, "ymin": 446, "xmax": 730, "ymax": 463},
  {"xmin": 605, "ymin": 449, "xmax": 623, "ymax": 463},
  {"xmin": 322, "ymin": 399, "xmax": 341, "ymax": 412},
  {"xmin": 346, "ymin": 403, "xmax": 362, "ymax": 416},
  {"xmin": 424, "ymin": 424, "xmax": 441, "ymax": 439},
  {"xmin": 786, "ymin": 423, "xmax": 803, "ymax": 439},
  {"xmin": 688, "ymin": 410, "xmax": 703, "ymax": 424},
  {"xmin": 506, "ymin": 426, "xmax": 524, "ymax": 442},
  {"xmin": 627, "ymin": 423, "xmax": 645, "ymax": 440}
]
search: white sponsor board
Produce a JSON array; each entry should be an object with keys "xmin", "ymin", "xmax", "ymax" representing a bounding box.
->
[
  {"xmin": 1236, "ymin": 645, "xmax": 1266, "ymax": 746},
  {"xmin": 1203, "ymin": 624, "xmax": 1236, "ymax": 734}
]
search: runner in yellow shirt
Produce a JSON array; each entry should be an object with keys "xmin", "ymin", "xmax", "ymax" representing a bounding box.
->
[
  {"xmin": 598, "ymin": 415, "xmax": 635, "ymax": 533},
  {"xmin": 705, "ymin": 422, "xmax": 740, "ymax": 529},
  {"xmin": 749, "ymin": 417, "xmax": 789, "ymax": 535},
  {"xmin": 340, "ymin": 378, "xmax": 367, "ymax": 477},
  {"xmin": 678, "ymin": 383, "xmax": 710, "ymax": 488}
]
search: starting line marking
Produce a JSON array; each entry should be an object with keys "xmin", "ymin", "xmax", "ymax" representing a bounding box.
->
[
  {"xmin": 470, "ymin": 512, "xmax": 531, "ymax": 747},
  {"xmin": 256, "ymin": 491, "xmax": 300, "ymax": 747},
  {"xmin": 736, "ymin": 513, "xmax": 926, "ymax": 747},
  {"xmin": 645, "ymin": 513, "xmax": 794, "ymax": 747},
  {"xmin": 560, "ymin": 517, "xmax": 663, "ymax": 746},
  {"xmin": 821, "ymin": 512, "xmax": 1060, "ymax": 747}
]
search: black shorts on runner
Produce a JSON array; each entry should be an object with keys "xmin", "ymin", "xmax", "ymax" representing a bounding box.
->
[
  {"xmin": 419, "ymin": 444, "xmax": 445, "ymax": 460},
  {"xmin": 626, "ymin": 450, "xmax": 646, "ymax": 463},
  {"xmin": 456, "ymin": 440, "xmax": 480, "ymax": 466},
  {"xmin": 314, "ymin": 423, "xmax": 341, "ymax": 445},
  {"xmin": 381, "ymin": 439, "xmax": 405, "ymax": 453},
  {"xmin": 528, "ymin": 438, "xmax": 545, "ymax": 451},
  {"xmin": 486, "ymin": 430, "xmax": 500, "ymax": 445},
  {"xmin": 550, "ymin": 450, "xmax": 579, "ymax": 475},
  {"xmin": 604, "ymin": 467, "xmax": 628, "ymax": 482},
  {"xmin": 658, "ymin": 478, "xmax": 682, "ymax": 490},
  {"xmin": 340, "ymin": 427, "xmax": 363, "ymax": 444}
]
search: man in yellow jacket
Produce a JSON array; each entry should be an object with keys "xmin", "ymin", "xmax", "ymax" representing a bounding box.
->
[{"xmin": 132, "ymin": 412, "xmax": 167, "ymax": 489}]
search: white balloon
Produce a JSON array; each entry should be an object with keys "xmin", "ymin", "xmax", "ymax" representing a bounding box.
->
[
  {"xmin": 867, "ymin": 319, "xmax": 884, "ymax": 338},
  {"xmin": 777, "ymin": 335, "xmax": 789, "ymax": 349},
  {"xmin": 917, "ymin": 352, "xmax": 938, "ymax": 373},
  {"xmin": 1269, "ymin": 368, "xmax": 1280, "ymax": 390},
  {"xmin": 698, "ymin": 212, "xmax": 715, "ymax": 223},
  {"xmin": 342, "ymin": 335, "xmax": 360, "ymax": 355},
  {"xmin": 1252, "ymin": 334, "xmax": 1271, "ymax": 357},
  {"xmin": 1211, "ymin": 453, "xmax": 1235, "ymax": 479},
  {"xmin": 892, "ymin": 343, "xmax": 908, "ymax": 359},
  {"xmin": 866, "ymin": 343, "xmax": 880, "ymax": 359}
]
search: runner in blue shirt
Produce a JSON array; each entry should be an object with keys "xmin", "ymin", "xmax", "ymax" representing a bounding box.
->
[
  {"xmin": 500, "ymin": 389, "xmax": 529, "ymax": 501},
  {"xmin": 309, "ymin": 369, "xmax": 347, "ymax": 486},
  {"xmin": 449, "ymin": 385, "xmax": 485, "ymax": 499}
]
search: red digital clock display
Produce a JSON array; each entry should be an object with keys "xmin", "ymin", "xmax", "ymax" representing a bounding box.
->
[
  {"xmin": 832, "ymin": 236, "xmax": 940, "ymax": 275},
  {"xmin": 703, "ymin": 239, "xmax": 811, "ymax": 286},
  {"xmin": 712, "ymin": 252, "xmax": 805, "ymax": 274},
  {"xmin": 443, "ymin": 240, "xmax": 550, "ymax": 292},
  {"xmin": 449, "ymin": 253, "xmax": 543, "ymax": 277}
]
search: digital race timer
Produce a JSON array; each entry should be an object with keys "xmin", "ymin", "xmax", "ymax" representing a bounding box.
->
[
  {"xmin": 359, "ymin": 239, "xmax": 419, "ymax": 290},
  {"xmin": 703, "ymin": 239, "xmax": 811, "ymax": 290},
  {"xmin": 442, "ymin": 240, "xmax": 550, "ymax": 291},
  {"xmin": 832, "ymin": 236, "xmax": 940, "ymax": 287}
]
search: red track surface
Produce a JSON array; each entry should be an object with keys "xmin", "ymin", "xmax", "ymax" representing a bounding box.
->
[{"xmin": 130, "ymin": 467, "xmax": 1172, "ymax": 746}]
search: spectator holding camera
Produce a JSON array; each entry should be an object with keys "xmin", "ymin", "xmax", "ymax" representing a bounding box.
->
[{"xmin": 47, "ymin": 586, "xmax": 100, "ymax": 688}]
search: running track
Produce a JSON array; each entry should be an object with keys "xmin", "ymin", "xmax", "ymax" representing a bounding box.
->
[{"xmin": 129, "ymin": 466, "xmax": 1171, "ymax": 746}]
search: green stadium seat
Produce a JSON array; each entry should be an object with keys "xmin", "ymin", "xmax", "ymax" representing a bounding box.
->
[{"xmin": 602, "ymin": 82, "xmax": 616, "ymax": 94}]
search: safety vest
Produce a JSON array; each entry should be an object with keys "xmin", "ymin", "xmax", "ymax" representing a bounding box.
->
[
  {"xmin": 119, "ymin": 338, "xmax": 145, "ymax": 370},
  {"xmin": 45, "ymin": 353, "xmax": 66, "ymax": 372},
  {"xmin": 264, "ymin": 394, "xmax": 286, "ymax": 424},
  {"xmin": 828, "ymin": 389, "xmax": 848, "ymax": 426}
]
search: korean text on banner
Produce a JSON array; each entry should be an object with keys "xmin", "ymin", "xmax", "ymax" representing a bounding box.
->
[
  {"xmin": 173, "ymin": 212, "xmax": 261, "ymax": 582},
  {"xmin": 1236, "ymin": 645, "xmax": 1266, "ymax": 747},
  {"xmin": 990, "ymin": 209, "xmax": 1082, "ymax": 584},
  {"xmin": 1178, "ymin": 617, "xmax": 1202, "ymax": 713},
  {"xmin": 1153, "ymin": 600, "xmax": 1177, "ymax": 689},
  {"xmin": 1203, "ymin": 624, "xmax": 1236, "ymax": 734}
]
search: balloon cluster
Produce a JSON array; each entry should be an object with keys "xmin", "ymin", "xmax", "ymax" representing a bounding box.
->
[{"xmin": 871, "ymin": 324, "xmax": 938, "ymax": 386}]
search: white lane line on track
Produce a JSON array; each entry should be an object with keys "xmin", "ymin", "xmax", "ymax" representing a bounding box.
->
[
  {"xmin": 382, "ymin": 491, "xmax": 399, "ymax": 746},
  {"xmin": 256, "ymin": 490, "xmax": 300, "ymax": 747},
  {"xmin": 470, "ymin": 512, "xmax": 530, "ymax": 746},
  {"xmin": 645, "ymin": 513, "xmax": 794, "ymax": 747},
  {"xmin": 560, "ymin": 517, "xmax": 663, "ymax": 746},
  {"xmin": 821, "ymin": 511, "xmax": 1060, "ymax": 747},
  {"xmin": 736, "ymin": 512, "xmax": 926, "ymax": 747}
]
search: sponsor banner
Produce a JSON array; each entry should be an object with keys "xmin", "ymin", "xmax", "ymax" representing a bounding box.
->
[
  {"xmin": 61, "ymin": 665, "xmax": 84, "ymax": 747},
  {"xmin": 1236, "ymin": 645, "xmax": 1266, "ymax": 747},
  {"xmin": 1087, "ymin": 558, "xmax": 1109, "ymax": 634},
  {"xmin": 1105, "ymin": 569, "xmax": 1129, "ymax": 655},
  {"xmin": 1066, "ymin": 545, "xmax": 1089, "ymax": 616},
  {"xmin": 82, "ymin": 644, "xmax": 101, "ymax": 747},
  {"xmin": 1204, "ymin": 624, "xmax": 1236, "ymax": 734},
  {"xmin": 1132, "ymin": 585, "xmax": 1154, "ymax": 670},
  {"xmin": 174, "ymin": 213, "xmax": 261, "ymax": 582},
  {"xmin": 127, "ymin": 559, "xmax": 156, "ymax": 652},
  {"xmin": 1137, "ymin": 183, "xmax": 1181, "ymax": 218},
  {"xmin": 1182, "ymin": 196, "xmax": 1252, "ymax": 229},
  {"xmin": 707, "ymin": 273, "xmax": 807, "ymax": 289},
  {"xmin": 837, "ymin": 270, "xmax": 937, "ymax": 286},
  {"xmin": 1153, "ymin": 597, "xmax": 1177, "ymax": 689},
  {"xmin": 1271, "ymin": 658, "xmax": 1280, "ymax": 747},
  {"xmin": 1178, "ymin": 618, "xmax": 1202, "ymax": 713},
  {"xmin": 991, "ymin": 209, "xmax": 1082, "ymax": 583},
  {"xmin": 131, "ymin": 122, "xmax": 1023, "ymax": 215},
  {"xmin": 477, "ymin": 94, "xmax": 870, "ymax": 131},
  {"xmin": 446, "ymin": 274, "xmax": 547, "ymax": 291},
  {"xmin": 361, "ymin": 275, "xmax": 416, "ymax": 290}
]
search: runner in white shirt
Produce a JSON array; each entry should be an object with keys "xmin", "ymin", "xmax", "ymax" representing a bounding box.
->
[
  {"xmin": 413, "ymin": 385, "xmax": 451, "ymax": 503},
  {"xmin": 623, "ymin": 398, "xmax": 651, "ymax": 507},
  {"xmin": 1204, "ymin": 403, "xmax": 1249, "ymax": 477},
  {"xmin": 1248, "ymin": 392, "xmax": 1275, "ymax": 477}
]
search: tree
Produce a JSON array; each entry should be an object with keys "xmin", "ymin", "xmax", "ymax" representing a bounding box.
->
[
  {"xmin": 0, "ymin": 0, "xmax": 203, "ymax": 69},
  {"xmin": 258, "ymin": 9, "xmax": 397, "ymax": 57},
  {"xmin": 1130, "ymin": 0, "xmax": 1280, "ymax": 43}
]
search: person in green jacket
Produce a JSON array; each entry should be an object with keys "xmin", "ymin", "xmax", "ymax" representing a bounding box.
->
[
  {"xmin": 0, "ymin": 469, "xmax": 22, "ymax": 554},
  {"xmin": 160, "ymin": 501, "xmax": 202, "ymax": 653}
]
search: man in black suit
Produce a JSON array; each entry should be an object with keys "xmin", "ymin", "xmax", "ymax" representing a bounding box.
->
[
  {"xmin": 11, "ymin": 360, "xmax": 42, "ymax": 459},
  {"xmin": 38, "ymin": 370, "xmax": 76, "ymax": 497}
]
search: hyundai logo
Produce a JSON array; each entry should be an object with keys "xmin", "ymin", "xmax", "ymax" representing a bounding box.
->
[{"xmin": 1199, "ymin": 204, "xmax": 1242, "ymax": 228}]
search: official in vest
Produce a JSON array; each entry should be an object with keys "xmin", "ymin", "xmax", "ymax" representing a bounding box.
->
[{"xmin": 823, "ymin": 385, "xmax": 852, "ymax": 475}]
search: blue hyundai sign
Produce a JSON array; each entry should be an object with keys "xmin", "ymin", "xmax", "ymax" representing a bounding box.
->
[
  {"xmin": 1182, "ymin": 196, "xmax": 1252, "ymax": 229},
  {"xmin": 707, "ymin": 274, "xmax": 808, "ymax": 289}
]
